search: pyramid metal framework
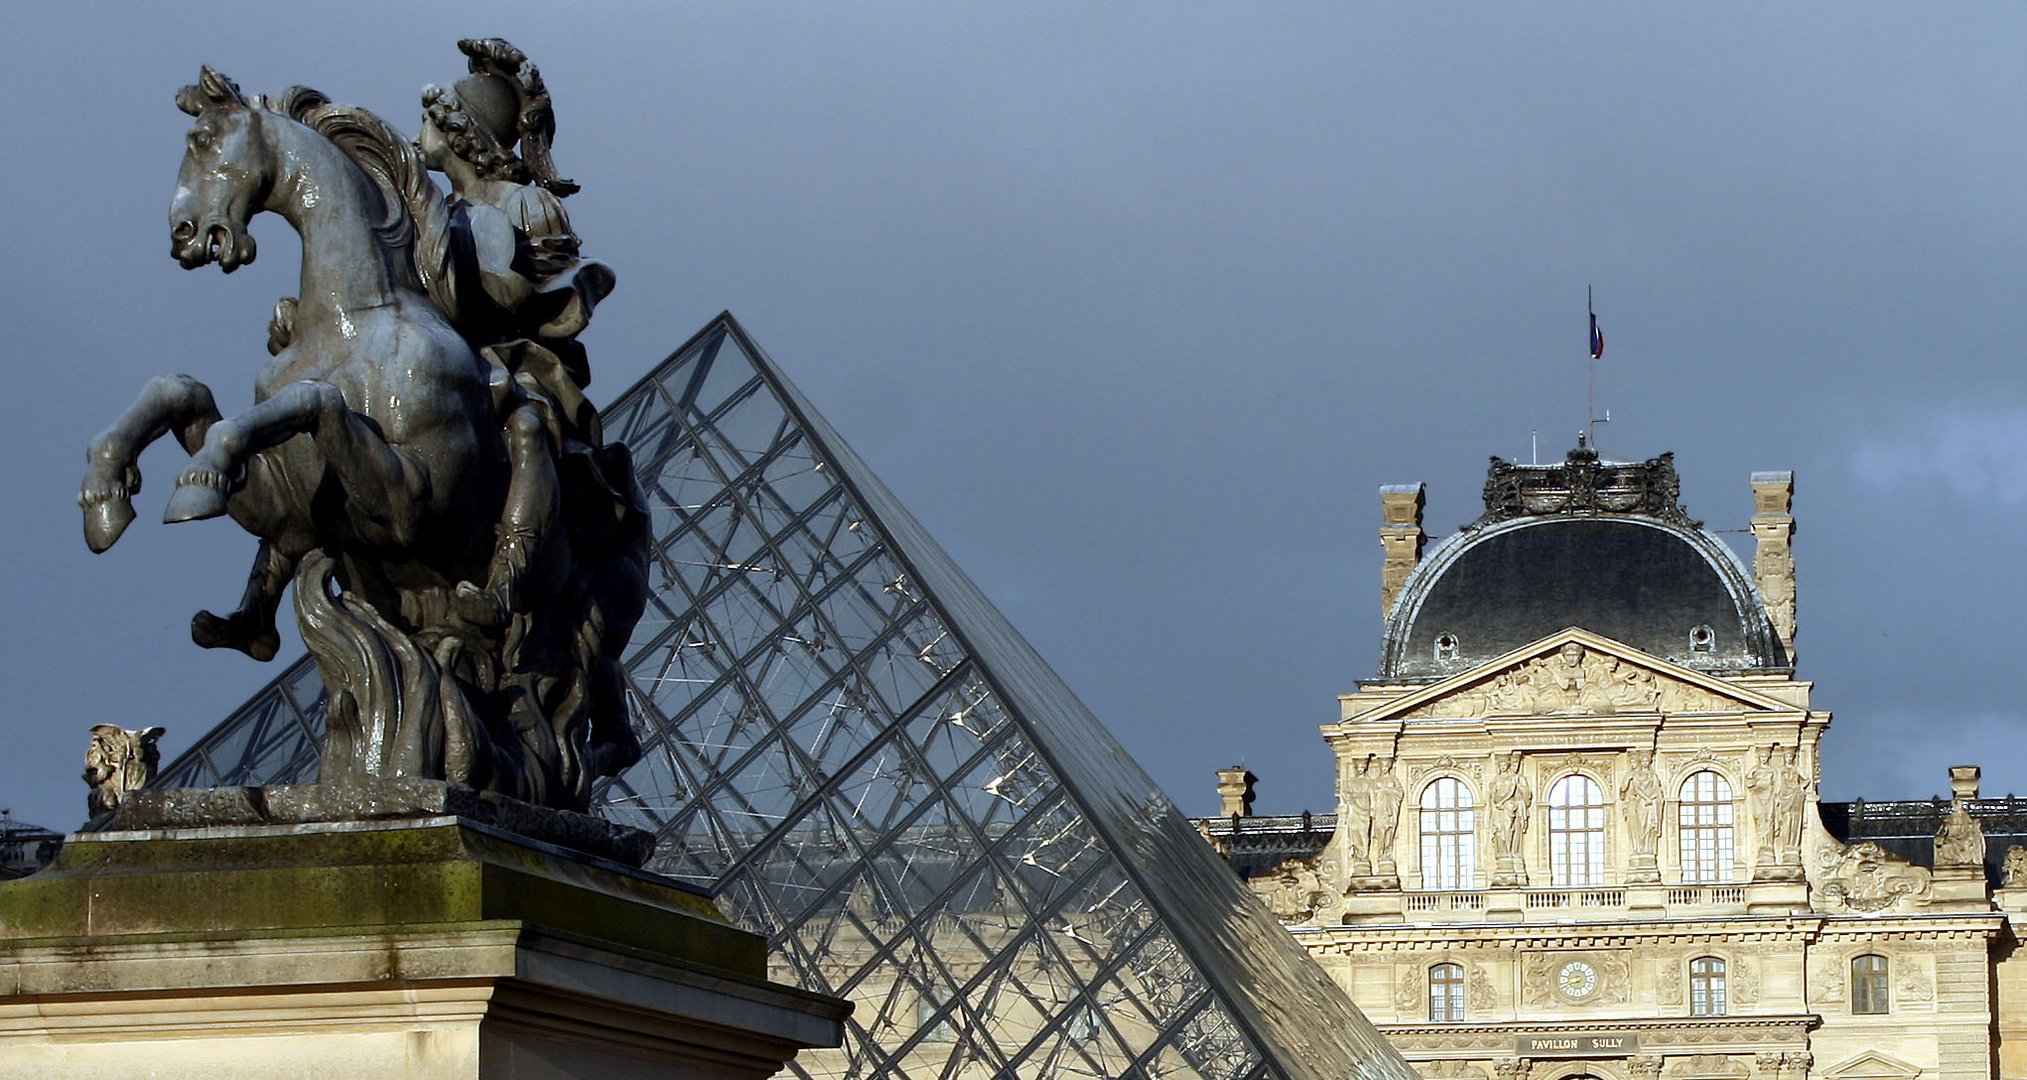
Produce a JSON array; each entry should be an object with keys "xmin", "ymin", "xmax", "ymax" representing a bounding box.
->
[{"xmin": 155, "ymin": 315, "xmax": 1411, "ymax": 1080}]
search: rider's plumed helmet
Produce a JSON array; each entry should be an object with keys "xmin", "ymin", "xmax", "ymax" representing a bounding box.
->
[{"xmin": 421, "ymin": 37, "xmax": 579, "ymax": 196}]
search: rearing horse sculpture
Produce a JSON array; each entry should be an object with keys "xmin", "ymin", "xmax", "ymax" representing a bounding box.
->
[{"xmin": 79, "ymin": 67, "xmax": 645, "ymax": 812}]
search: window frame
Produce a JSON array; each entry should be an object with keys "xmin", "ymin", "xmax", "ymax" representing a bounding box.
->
[
  {"xmin": 1851, "ymin": 953, "xmax": 1890, "ymax": 1015},
  {"xmin": 1689, "ymin": 955, "xmax": 1727, "ymax": 1017},
  {"xmin": 1428, "ymin": 962, "xmax": 1465, "ymax": 1022},
  {"xmin": 1547, "ymin": 772, "xmax": 1608, "ymax": 887},
  {"xmin": 1418, "ymin": 777, "xmax": 1477, "ymax": 890},
  {"xmin": 1678, "ymin": 769, "xmax": 1737, "ymax": 884}
]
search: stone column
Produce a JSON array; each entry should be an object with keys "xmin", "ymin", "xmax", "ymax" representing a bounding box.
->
[
  {"xmin": 1750, "ymin": 471, "xmax": 1796, "ymax": 663},
  {"xmin": 1378, "ymin": 483, "xmax": 1426, "ymax": 621}
]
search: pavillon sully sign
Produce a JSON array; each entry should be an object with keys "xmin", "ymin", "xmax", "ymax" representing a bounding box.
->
[{"xmin": 1517, "ymin": 1034, "xmax": 1637, "ymax": 1056}]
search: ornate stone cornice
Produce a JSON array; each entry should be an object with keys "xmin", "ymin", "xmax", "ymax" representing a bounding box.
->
[
  {"xmin": 1380, "ymin": 1014, "xmax": 1814, "ymax": 1053},
  {"xmin": 1303, "ymin": 915, "xmax": 1828, "ymax": 951}
]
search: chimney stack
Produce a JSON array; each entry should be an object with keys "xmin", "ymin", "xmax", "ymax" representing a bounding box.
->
[
  {"xmin": 1216, "ymin": 766, "xmax": 1257, "ymax": 818},
  {"xmin": 1750, "ymin": 471, "xmax": 1796, "ymax": 663},
  {"xmin": 1379, "ymin": 484, "xmax": 1427, "ymax": 621}
]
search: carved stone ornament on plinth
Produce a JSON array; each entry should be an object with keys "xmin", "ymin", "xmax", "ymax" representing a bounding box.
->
[
  {"xmin": 83, "ymin": 724, "xmax": 164, "ymax": 819},
  {"xmin": 2003, "ymin": 844, "xmax": 2027, "ymax": 888},
  {"xmin": 1934, "ymin": 799, "xmax": 1987, "ymax": 868}
]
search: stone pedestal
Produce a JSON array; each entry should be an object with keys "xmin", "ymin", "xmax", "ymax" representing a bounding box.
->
[
  {"xmin": 1929, "ymin": 865, "xmax": 1992, "ymax": 911},
  {"xmin": 0, "ymin": 818, "xmax": 849, "ymax": 1079},
  {"xmin": 1624, "ymin": 884, "xmax": 1668, "ymax": 916},
  {"xmin": 1490, "ymin": 854, "xmax": 1528, "ymax": 888},
  {"xmin": 1744, "ymin": 880, "xmax": 1811, "ymax": 914}
]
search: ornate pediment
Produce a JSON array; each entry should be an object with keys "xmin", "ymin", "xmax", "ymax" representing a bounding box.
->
[
  {"xmin": 1823, "ymin": 1051, "xmax": 1921, "ymax": 1079},
  {"xmin": 1814, "ymin": 841, "xmax": 1931, "ymax": 914},
  {"xmin": 1374, "ymin": 630, "xmax": 1787, "ymax": 722},
  {"xmin": 1248, "ymin": 857, "xmax": 1325, "ymax": 924}
]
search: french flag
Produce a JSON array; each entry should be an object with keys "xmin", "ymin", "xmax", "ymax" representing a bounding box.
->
[{"xmin": 1589, "ymin": 310, "xmax": 1604, "ymax": 360}]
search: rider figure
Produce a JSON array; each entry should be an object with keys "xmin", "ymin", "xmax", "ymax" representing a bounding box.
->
[{"xmin": 415, "ymin": 39, "xmax": 617, "ymax": 645}]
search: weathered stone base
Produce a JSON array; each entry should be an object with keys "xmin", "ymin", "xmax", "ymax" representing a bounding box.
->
[
  {"xmin": 0, "ymin": 819, "xmax": 849, "ymax": 1079},
  {"xmin": 102, "ymin": 777, "xmax": 656, "ymax": 866}
]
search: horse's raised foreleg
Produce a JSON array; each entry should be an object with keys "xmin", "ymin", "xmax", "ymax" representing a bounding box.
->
[
  {"xmin": 164, "ymin": 379, "xmax": 427, "ymax": 549},
  {"xmin": 80, "ymin": 374, "xmax": 222, "ymax": 552}
]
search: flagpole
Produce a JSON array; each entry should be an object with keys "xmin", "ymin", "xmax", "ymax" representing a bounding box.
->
[{"xmin": 1586, "ymin": 285, "xmax": 1595, "ymax": 448}]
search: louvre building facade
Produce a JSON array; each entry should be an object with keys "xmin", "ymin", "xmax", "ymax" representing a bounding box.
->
[
  {"xmin": 1200, "ymin": 446, "xmax": 2027, "ymax": 1080},
  {"xmin": 152, "ymin": 315, "xmax": 1415, "ymax": 1080}
]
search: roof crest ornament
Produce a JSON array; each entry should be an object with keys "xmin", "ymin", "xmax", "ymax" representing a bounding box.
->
[{"xmin": 1474, "ymin": 444, "xmax": 1699, "ymax": 529}]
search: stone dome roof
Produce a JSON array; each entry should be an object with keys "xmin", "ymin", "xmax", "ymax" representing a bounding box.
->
[{"xmin": 1381, "ymin": 446, "xmax": 1785, "ymax": 679}]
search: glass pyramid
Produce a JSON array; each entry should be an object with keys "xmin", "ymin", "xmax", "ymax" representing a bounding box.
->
[{"xmin": 155, "ymin": 314, "xmax": 1411, "ymax": 1080}]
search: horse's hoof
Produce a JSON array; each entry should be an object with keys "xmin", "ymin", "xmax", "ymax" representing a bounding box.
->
[
  {"xmin": 82, "ymin": 496, "xmax": 136, "ymax": 553},
  {"xmin": 191, "ymin": 610, "xmax": 280, "ymax": 661},
  {"xmin": 163, "ymin": 477, "xmax": 231, "ymax": 523}
]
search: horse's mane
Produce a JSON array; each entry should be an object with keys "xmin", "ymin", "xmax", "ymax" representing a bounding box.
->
[{"xmin": 267, "ymin": 86, "xmax": 452, "ymax": 309}]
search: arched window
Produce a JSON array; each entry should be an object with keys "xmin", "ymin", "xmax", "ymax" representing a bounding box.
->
[
  {"xmin": 1434, "ymin": 633, "xmax": 1460, "ymax": 662},
  {"xmin": 1851, "ymin": 954, "xmax": 1890, "ymax": 1015},
  {"xmin": 1419, "ymin": 778, "xmax": 1477, "ymax": 890},
  {"xmin": 1689, "ymin": 956, "xmax": 1726, "ymax": 1016},
  {"xmin": 1547, "ymin": 773, "xmax": 1607, "ymax": 887},
  {"xmin": 1678, "ymin": 770, "xmax": 1736, "ymax": 884},
  {"xmin": 1428, "ymin": 962, "xmax": 1465, "ymax": 1022}
]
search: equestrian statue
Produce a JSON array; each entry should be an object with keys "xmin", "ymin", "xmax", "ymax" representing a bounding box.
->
[{"xmin": 78, "ymin": 41, "xmax": 649, "ymax": 815}]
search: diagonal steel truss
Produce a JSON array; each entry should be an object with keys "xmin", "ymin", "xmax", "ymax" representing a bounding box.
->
[{"xmin": 154, "ymin": 314, "xmax": 1411, "ymax": 1080}]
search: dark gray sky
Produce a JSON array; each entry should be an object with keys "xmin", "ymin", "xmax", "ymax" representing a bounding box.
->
[{"xmin": 6, "ymin": 4, "xmax": 2024, "ymax": 832}]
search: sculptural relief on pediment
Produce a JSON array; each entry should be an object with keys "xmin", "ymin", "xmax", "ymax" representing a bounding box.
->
[
  {"xmin": 1396, "ymin": 643, "xmax": 1741, "ymax": 720},
  {"xmin": 1815, "ymin": 841, "xmax": 1931, "ymax": 913},
  {"xmin": 1250, "ymin": 857, "xmax": 1326, "ymax": 924}
]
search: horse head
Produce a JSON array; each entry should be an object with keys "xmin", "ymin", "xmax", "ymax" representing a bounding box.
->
[{"xmin": 171, "ymin": 67, "xmax": 268, "ymax": 273}]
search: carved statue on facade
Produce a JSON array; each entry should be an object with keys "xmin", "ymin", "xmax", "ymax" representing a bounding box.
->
[
  {"xmin": 1339, "ymin": 755, "xmax": 1372, "ymax": 875},
  {"xmin": 1745, "ymin": 744, "xmax": 1782, "ymax": 871},
  {"xmin": 78, "ymin": 45, "xmax": 650, "ymax": 819},
  {"xmin": 83, "ymin": 725, "xmax": 165, "ymax": 817},
  {"xmin": 1488, "ymin": 751, "xmax": 1531, "ymax": 885},
  {"xmin": 1367, "ymin": 755, "xmax": 1404, "ymax": 878},
  {"xmin": 2001, "ymin": 845, "xmax": 2027, "ymax": 888},
  {"xmin": 1770, "ymin": 746, "xmax": 1809, "ymax": 867},
  {"xmin": 1934, "ymin": 799, "xmax": 1987, "ymax": 868},
  {"xmin": 1619, "ymin": 748, "xmax": 1663, "ymax": 849},
  {"xmin": 1619, "ymin": 748, "xmax": 1664, "ymax": 880}
]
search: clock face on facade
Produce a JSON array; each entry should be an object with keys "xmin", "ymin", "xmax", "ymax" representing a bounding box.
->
[{"xmin": 1557, "ymin": 959, "xmax": 1599, "ymax": 1001}]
